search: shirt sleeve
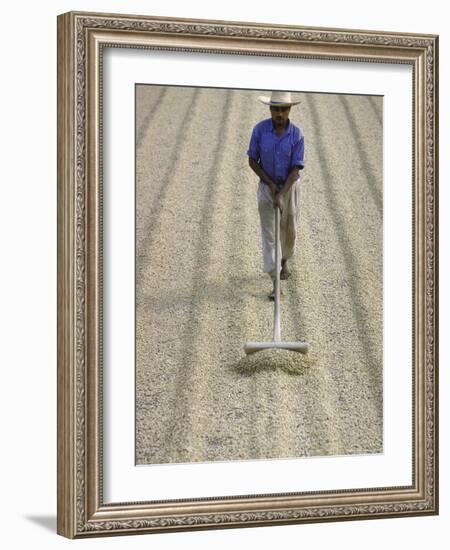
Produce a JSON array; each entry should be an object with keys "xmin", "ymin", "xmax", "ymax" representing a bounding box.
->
[
  {"xmin": 247, "ymin": 125, "xmax": 260, "ymax": 161},
  {"xmin": 291, "ymin": 132, "xmax": 305, "ymax": 170}
]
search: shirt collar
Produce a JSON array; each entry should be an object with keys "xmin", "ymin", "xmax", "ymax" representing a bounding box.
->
[{"xmin": 270, "ymin": 118, "xmax": 291, "ymax": 134}]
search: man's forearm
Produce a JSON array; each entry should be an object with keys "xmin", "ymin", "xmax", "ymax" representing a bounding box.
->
[
  {"xmin": 280, "ymin": 167, "xmax": 300, "ymax": 196},
  {"xmin": 249, "ymin": 158, "xmax": 276, "ymax": 189}
]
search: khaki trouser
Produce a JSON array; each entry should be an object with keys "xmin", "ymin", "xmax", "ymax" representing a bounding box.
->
[{"xmin": 257, "ymin": 179, "xmax": 301, "ymax": 280}]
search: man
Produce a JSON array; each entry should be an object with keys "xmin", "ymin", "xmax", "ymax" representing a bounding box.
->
[{"xmin": 247, "ymin": 90, "xmax": 305, "ymax": 299}]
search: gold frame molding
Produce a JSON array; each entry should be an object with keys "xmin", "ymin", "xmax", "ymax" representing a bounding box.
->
[{"xmin": 57, "ymin": 11, "xmax": 439, "ymax": 538}]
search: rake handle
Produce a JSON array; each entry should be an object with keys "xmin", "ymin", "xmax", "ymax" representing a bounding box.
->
[{"xmin": 273, "ymin": 206, "xmax": 281, "ymax": 342}]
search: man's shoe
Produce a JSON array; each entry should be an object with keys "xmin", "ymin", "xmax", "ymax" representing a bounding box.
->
[{"xmin": 268, "ymin": 288, "xmax": 283, "ymax": 300}]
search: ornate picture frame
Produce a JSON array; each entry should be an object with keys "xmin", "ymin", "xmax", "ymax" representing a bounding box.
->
[{"xmin": 57, "ymin": 11, "xmax": 438, "ymax": 538}]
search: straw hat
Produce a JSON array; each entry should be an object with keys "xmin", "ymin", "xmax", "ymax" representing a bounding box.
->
[{"xmin": 258, "ymin": 91, "xmax": 301, "ymax": 106}]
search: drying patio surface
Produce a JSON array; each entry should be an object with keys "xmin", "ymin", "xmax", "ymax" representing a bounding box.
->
[{"xmin": 135, "ymin": 85, "xmax": 383, "ymax": 465}]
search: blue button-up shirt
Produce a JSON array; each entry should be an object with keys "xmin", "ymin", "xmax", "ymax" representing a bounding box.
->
[{"xmin": 247, "ymin": 118, "xmax": 305, "ymax": 186}]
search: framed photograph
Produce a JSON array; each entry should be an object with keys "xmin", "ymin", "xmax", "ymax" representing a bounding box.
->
[{"xmin": 57, "ymin": 11, "xmax": 439, "ymax": 538}]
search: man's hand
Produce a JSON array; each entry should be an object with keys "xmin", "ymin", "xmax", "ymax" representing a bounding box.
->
[
  {"xmin": 273, "ymin": 190, "xmax": 284, "ymax": 211},
  {"xmin": 268, "ymin": 182, "xmax": 283, "ymax": 210},
  {"xmin": 269, "ymin": 183, "xmax": 278, "ymax": 202}
]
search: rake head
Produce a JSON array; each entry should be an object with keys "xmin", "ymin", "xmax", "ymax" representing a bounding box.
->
[{"xmin": 244, "ymin": 340, "xmax": 309, "ymax": 355}]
